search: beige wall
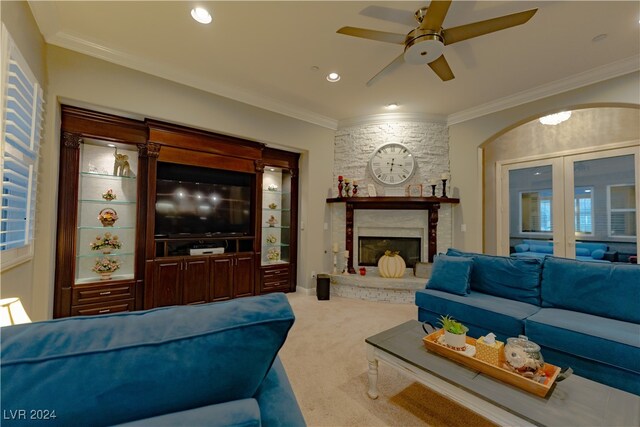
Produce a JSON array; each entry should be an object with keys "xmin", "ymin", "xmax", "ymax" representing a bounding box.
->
[
  {"xmin": 31, "ymin": 45, "xmax": 334, "ymax": 320},
  {"xmin": 449, "ymin": 71, "xmax": 640, "ymax": 253},
  {"xmin": 0, "ymin": 1, "xmax": 47, "ymax": 315}
]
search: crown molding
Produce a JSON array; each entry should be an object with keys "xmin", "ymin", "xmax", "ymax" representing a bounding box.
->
[
  {"xmin": 45, "ymin": 31, "xmax": 339, "ymax": 130},
  {"xmin": 338, "ymin": 112, "xmax": 447, "ymax": 129},
  {"xmin": 447, "ymin": 55, "xmax": 640, "ymax": 126}
]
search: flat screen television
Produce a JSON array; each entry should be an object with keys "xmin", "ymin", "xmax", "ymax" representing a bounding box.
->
[{"xmin": 154, "ymin": 162, "xmax": 252, "ymax": 237}]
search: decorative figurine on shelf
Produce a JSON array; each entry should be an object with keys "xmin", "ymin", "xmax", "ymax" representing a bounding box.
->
[
  {"xmin": 92, "ymin": 257, "xmax": 121, "ymax": 281},
  {"xmin": 266, "ymin": 234, "xmax": 277, "ymax": 244},
  {"xmin": 87, "ymin": 162, "xmax": 98, "ymax": 174},
  {"xmin": 113, "ymin": 148, "xmax": 131, "ymax": 177},
  {"xmin": 344, "ymin": 179, "xmax": 351, "ymax": 197},
  {"xmin": 267, "ymin": 215, "xmax": 278, "ymax": 227},
  {"xmin": 102, "ymin": 189, "xmax": 117, "ymax": 202},
  {"xmin": 90, "ymin": 232, "xmax": 122, "ymax": 254},
  {"xmin": 352, "ymin": 182, "xmax": 358, "ymax": 197},
  {"xmin": 267, "ymin": 184, "xmax": 278, "ymax": 191},
  {"xmin": 441, "ymin": 173, "xmax": 450, "ymax": 198},
  {"xmin": 268, "ymin": 202, "xmax": 278, "ymax": 209},
  {"xmin": 98, "ymin": 208, "xmax": 118, "ymax": 227},
  {"xmin": 267, "ymin": 248, "xmax": 280, "ymax": 263},
  {"xmin": 337, "ymin": 176, "xmax": 344, "ymax": 198}
]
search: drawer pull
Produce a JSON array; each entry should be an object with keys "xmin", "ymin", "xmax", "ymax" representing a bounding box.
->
[
  {"xmin": 99, "ymin": 309, "xmax": 111, "ymax": 314},
  {"xmin": 99, "ymin": 291, "xmax": 112, "ymax": 296}
]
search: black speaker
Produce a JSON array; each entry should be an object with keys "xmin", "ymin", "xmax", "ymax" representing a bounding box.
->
[{"xmin": 316, "ymin": 274, "xmax": 330, "ymax": 300}]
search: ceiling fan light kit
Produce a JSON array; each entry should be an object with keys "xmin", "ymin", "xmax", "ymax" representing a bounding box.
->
[{"xmin": 337, "ymin": 0, "xmax": 537, "ymax": 85}]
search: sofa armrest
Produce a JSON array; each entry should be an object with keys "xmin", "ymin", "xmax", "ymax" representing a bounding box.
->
[
  {"xmin": 603, "ymin": 250, "xmax": 618, "ymax": 262},
  {"xmin": 254, "ymin": 356, "xmax": 306, "ymax": 427}
]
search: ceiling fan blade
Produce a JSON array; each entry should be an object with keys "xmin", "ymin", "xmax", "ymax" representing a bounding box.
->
[
  {"xmin": 419, "ymin": 0, "xmax": 452, "ymax": 31},
  {"xmin": 359, "ymin": 5, "xmax": 416, "ymax": 26},
  {"xmin": 366, "ymin": 53, "xmax": 406, "ymax": 87},
  {"xmin": 428, "ymin": 54, "xmax": 455, "ymax": 81},
  {"xmin": 442, "ymin": 9, "xmax": 537, "ymax": 45},
  {"xmin": 337, "ymin": 27, "xmax": 406, "ymax": 44}
]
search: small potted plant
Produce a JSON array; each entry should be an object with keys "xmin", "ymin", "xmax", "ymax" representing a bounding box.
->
[
  {"xmin": 90, "ymin": 232, "xmax": 123, "ymax": 254},
  {"xmin": 438, "ymin": 315, "xmax": 469, "ymax": 350},
  {"xmin": 92, "ymin": 257, "xmax": 121, "ymax": 280}
]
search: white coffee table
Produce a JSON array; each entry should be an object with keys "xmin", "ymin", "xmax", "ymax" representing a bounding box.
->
[{"xmin": 365, "ymin": 320, "xmax": 640, "ymax": 427}]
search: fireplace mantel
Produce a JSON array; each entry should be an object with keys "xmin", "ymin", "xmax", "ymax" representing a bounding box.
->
[{"xmin": 326, "ymin": 197, "xmax": 460, "ymax": 273}]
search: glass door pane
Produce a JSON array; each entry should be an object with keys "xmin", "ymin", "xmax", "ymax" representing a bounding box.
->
[{"xmin": 569, "ymin": 153, "xmax": 637, "ymax": 261}]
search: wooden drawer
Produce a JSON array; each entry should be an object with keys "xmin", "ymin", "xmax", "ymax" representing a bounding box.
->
[
  {"xmin": 71, "ymin": 299, "xmax": 134, "ymax": 316},
  {"xmin": 72, "ymin": 282, "xmax": 135, "ymax": 305},
  {"xmin": 261, "ymin": 266, "xmax": 290, "ymax": 291}
]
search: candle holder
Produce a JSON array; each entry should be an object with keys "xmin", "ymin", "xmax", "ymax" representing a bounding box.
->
[
  {"xmin": 441, "ymin": 179, "xmax": 449, "ymax": 198},
  {"xmin": 430, "ymin": 184, "xmax": 437, "ymax": 197},
  {"xmin": 332, "ymin": 248, "xmax": 339, "ymax": 274},
  {"xmin": 352, "ymin": 184, "xmax": 358, "ymax": 197},
  {"xmin": 344, "ymin": 181, "xmax": 351, "ymax": 197},
  {"xmin": 342, "ymin": 250, "xmax": 350, "ymax": 275},
  {"xmin": 338, "ymin": 176, "xmax": 344, "ymax": 198}
]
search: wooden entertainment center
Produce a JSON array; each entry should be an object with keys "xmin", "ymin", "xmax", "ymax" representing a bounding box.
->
[{"xmin": 53, "ymin": 106, "xmax": 299, "ymax": 318}]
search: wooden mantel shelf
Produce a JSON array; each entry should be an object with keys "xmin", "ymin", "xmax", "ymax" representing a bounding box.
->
[{"xmin": 326, "ymin": 196, "xmax": 460, "ymax": 272}]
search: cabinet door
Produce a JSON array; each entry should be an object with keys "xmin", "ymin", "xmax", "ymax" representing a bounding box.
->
[
  {"xmin": 182, "ymin": 257, "xmax": 209, "ymax": 305},
  {"xmin": 234, "ymin": 253, "xmax": 255, "ymax": 298},
  {"xmin": 153, "ymin": 259, "xmax": 182, "ymax": 307},
  {"xmin": 210, "ymin": 254, "xmax": 234, "ymax": 301}
]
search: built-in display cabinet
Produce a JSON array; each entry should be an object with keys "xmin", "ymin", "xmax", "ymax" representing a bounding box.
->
[{"xmin": 54, "ymin": 107, "xmax": 299, "ymax": 318}]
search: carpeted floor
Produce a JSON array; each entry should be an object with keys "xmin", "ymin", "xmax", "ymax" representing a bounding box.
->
[{"xmin": 279, "ymin": 292, "xmax": 496, "ymax": 427}]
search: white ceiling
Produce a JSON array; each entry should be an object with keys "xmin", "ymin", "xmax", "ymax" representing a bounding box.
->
[{"xmin": 29, "ymin": 1, "xmax": 640, "ymax": 129}]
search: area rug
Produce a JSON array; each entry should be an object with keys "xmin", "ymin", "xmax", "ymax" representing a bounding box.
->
[{"xmin": 280, "ymin": 292, "xmax": 496, "ymax": 427}]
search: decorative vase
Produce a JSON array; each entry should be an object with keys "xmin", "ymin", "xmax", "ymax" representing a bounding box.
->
[
  {"xmin": 352, "ymin": 184, "xmax": 358, "ymax": 197},
  {"xmin": 99, "ymin": 272, "xmax": 113, "ymax": 281},
  {"xmin": 377, "ymin": 250, "xmax": 406, "ymax": 278},
  {"xmin": 444, "ymin": 330, "xmax": 467, "ymax": 351}
]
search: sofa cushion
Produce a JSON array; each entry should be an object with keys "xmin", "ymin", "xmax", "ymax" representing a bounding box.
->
[
  {"xmin": 255, "ymin": 357, "xmax": 307, "ymax": 427},
  {"xmin": 525, "ymin": 308, "xmax": 640, "ymax": 374},
  {"xmin": 415, "ymin": 289, "xmax": 540, "ymax": 339},
  {"xmin": 447, "ymin": 248, "xmax": 542, "ymax": 305},
  {"xmin": 515, "ymin": 243, "xmax": 529, "ymax": 253},
  {"xmin": 575, "ymin": 247, "xmax": 591, "ymax": 256},
  {"xmin": 529, "ymin": 244, "xmax": 554, "ymax": 254},
  {"xmin": 427, "ymin": 254, "xmax": 472, "ymax": 296},
  {"xmin": 1, "ymin": 293, "xmax": 295, "ymax": 427},
  {"xmin": 115, "ymin": 399, "xmax": 261, "ymax": 427},
  {"xmin": 541, "ymin": 256, "xmax": 640, "ymax": 323}
]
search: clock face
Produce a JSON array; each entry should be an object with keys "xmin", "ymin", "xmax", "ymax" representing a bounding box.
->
[{"xmin": 369, "ymin": 143, "xmax": 416, "ymax": 186}]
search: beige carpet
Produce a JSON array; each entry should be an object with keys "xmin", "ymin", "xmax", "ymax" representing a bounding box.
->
[{"xmin": 279, "ymin": 293, "xmax": 496, "ymax": 427}]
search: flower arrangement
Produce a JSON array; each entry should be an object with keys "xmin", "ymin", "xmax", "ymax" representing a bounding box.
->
[
  {"xmin": 90, "ymin": 232, "xmax": 122, "ymax": 251},
  {"xmin": 266, "ymin": 234, "xmax": 277, "ymax": 244},
  {"xmin": 102, "ymin": 189, "xmax": 116, "ymax": 201},
  {"xmin": 98, "ymin": 208, "xmax": 118, "ymax": 226},
  {"xmin": 267, "ymin": 184, "xmax": 278, "ymax": 191},
  {"xmin": 267, "ymin": 248, "xmax": 280, "ymax": 261},
  {"xmin": 91, "ymin": 257, "xmax": 121, "ymax": 273},
  {"xmin": 268, "ymin": 202, "xmax": 278, "ymax": 209}
]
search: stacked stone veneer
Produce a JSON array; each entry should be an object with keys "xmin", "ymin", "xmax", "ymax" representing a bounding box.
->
[{"xmin": 331, "ymin": 120, "xmax": 453, "ymax": 273}]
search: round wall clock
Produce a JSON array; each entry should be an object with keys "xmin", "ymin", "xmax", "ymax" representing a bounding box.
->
[{"xmin": 369, "ymin": 143, "xmax": 416, "ymax": 186}]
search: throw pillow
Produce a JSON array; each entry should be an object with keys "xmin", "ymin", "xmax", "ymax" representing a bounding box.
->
[
  {"xmin": 591, "ymin": 249, "xmax": 605, "ymax": 260},
  {"xmin": 427, "ymin": 254, "xmax": 473, "ymax": 296},
  {"xmin": 515, "ymin": 243, "xmax": 529, "ymax": 253},
  {"xmin": 575, "ymin": 247, "xmax": 591, "ymax": 257}
]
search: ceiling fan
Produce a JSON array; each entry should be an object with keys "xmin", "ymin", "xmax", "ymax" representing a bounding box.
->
[{"xmin": 337, "ymin": 0, "xmax": 537, "ymax": 86}]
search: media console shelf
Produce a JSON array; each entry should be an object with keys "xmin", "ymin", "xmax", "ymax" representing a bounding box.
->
[{"xmin": 326, "ymin": 197, "xmax": 460, "ymax": 273}]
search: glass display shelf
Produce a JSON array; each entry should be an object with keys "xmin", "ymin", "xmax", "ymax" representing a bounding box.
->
[
  {"xmin": 77, "ymin": 252, "xmax": 134, "ymax": 259},
  {"xmin": 78, "ymin": 225, "xmax": 135, "ymax": 230},
  {"xmin": 263, "ymin": 190, "xmax": 290, "ymax": 195},
  {"xmin": 262, "ymin": 226, "xmax": 290, "ymax": 229},
  {"xmin": 263, "ymin": 243, "xmax": 290, "ymax": 248},
  {"xmin": 263, "ymin": 260, "xmax": 289, "ymax": 266},
  {"xmin": 80, "ymin": 171, "xmax": 136, "ymax": 180},
  {"xmin": 79, "ymin": 199, "xmax": 136, "ymax": 205},
  {"xmin": 75, "ymin": 273, "xmax": 135, "ymax": 285},
  {"xmin": 262, "ymin": 208, "xmax": 290, "ymax": 212}
]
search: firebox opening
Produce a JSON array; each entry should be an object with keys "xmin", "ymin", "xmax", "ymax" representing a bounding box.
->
[{"xmin": 358, "ymin": 237, "xmax": 421, "ymax": 268}]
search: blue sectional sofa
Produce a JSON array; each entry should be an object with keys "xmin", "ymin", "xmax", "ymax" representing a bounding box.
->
[
  {"xmin": 1, "ymin": 293, "xmax": 305, "ymax": 427},
  {"xmin": 511, "ymin": 239, "xmax": 610, "ymax": 262},
  {"xmin": 415, "ymin": 249, "xmax": 640, "ymax": 395}
]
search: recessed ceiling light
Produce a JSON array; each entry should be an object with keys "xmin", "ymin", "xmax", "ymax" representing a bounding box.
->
[
  {"xmin": 326, "ymin": 72, "xmax": 341, "ymax": 82},
  {"xmin": 539, "ymin": 111, "xmax": 572, "ymax": 126},
  {"xmin": 107, "ymin": 144, "xmax": 115, "ymax": 147},
  {"xmin": 191, "ymin": 7, "xmax": 212, "ymax": 24},
  {"xmin": 385, "ymin": 103, "xmax": 399, "ymax": 110}
]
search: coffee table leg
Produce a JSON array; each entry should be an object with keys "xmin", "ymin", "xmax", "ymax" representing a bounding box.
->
[{"xmin": 366, "ymin": 344, "xmax": 379, "ymax": 399}]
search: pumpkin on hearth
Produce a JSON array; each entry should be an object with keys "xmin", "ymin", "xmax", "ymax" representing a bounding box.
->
[{"xmin": 378, "ymin": 250, "xmax": 406, "ymax": 278}]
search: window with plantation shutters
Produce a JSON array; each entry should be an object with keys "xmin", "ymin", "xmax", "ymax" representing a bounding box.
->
[
  {"xmin": 1, "ymin": 24, "xmax": 44, "ymax": 270},
  {"xmin": 608, "ymin": 184, "xmax": 636, "ymax": 238}
]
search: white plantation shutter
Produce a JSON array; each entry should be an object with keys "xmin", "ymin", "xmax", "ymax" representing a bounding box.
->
[{"xmin": 1, "ymin": 24, "xmax": 44, "ymax": 269}]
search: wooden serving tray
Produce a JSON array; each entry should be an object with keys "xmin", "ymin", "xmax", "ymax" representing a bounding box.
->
[{"xmin": 423, "ymin": 329, "xmax": 560, "ymax": 397}]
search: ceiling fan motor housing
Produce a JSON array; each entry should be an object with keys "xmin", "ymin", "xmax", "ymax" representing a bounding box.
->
[{"xmin": 404, "ymin": 31, "xmax": 445, "ymax": 64}]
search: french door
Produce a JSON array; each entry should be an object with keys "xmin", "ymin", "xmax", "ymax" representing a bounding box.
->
[{"xmin": 498, "ymin": 146, "xmax": 639, "ymax": 260}]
